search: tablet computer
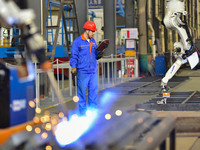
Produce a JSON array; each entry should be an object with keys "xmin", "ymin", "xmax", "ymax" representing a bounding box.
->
[{"xmin": 96, "ymin": 39, "xmax": 109, "ymax": 51}]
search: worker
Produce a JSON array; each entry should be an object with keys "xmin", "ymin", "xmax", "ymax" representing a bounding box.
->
[{"xmin": 70, "ymin": 21, "xmax": 104, "ymax": 115}]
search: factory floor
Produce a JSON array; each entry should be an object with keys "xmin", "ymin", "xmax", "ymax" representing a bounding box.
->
[
  {"xmin": 39, "ymin": 66, "xmax": 200, "ymax": 150},
  {"xmin": 162, "ymin": 68, "xmax": 200, "ymax": 150}
]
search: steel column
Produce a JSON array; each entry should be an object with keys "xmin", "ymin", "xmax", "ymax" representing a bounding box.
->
[
  {"xmin": 75, "ymin": 0, "xmax": 88, "ymax": 35},
  {"xmin": 103, "ymin": 0, "xmax": 116, "ymax": 56},
  {"xmin": 27, "ymin": 0, "xmax": 42, "ymax": 30},
  {"xmin": 125, "ymin": 0, "xmax": 135, "ymax": 28},
  {"xmin": 138, "ymin": 0, "xmax": 148, "ymax": 74}
]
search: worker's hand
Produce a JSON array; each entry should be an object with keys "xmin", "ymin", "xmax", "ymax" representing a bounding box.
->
[
  {"xmin": 97, "ymin": 50, "xmax": 104, "ymax": 59},
  {"xmin": 71, "ymin": 67, "xmax": 77, "ymax": 76}
]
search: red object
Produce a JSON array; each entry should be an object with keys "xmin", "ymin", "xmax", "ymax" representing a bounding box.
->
[
  {"xmin": 127, "ymin": 30, "xmax": 130, "ymax": 38},
  {"xmin": 128, "ymin": 59, "xmax": 134, "ymax": 65},
  {"xmin": 83, "ymin": 21, "xmax": 97, "ymax": 31},
  {"xmin": 53, "ymin": 57, "xmax": 70, "ymax": 78}
]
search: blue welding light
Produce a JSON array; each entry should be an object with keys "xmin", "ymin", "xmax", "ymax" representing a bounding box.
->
[
  {"xmin": 55, "ymin": 109, "xmax": 98, "ymax": 147},
  {"xmin": 99, "ymin": 92, "xmax": 116, "ymax": 108}
]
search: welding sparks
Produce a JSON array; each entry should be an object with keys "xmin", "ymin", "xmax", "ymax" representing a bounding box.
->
[
  {"xmin": 105, "ymin": 114, "xmax": 112, "ymax": 120},
  {"xmin": 73, "ymin": 96, "xmax": 79, "ymax": 102},
  {"xmin": 26, "ymin": 125, "xmax": 32, "ymax": 132},
  {"xmin": 115, "ymin": 110, "xmax": 122, "ymax": 116},
  {"xmin": 54, "ymin": 91, "xmax": 117, "ymax": 147},
  {"xmin": 54, "ymin": 109, "xmax": 98, "ymax": 147},
  {"xmin": 28, "ymin": 100, "xmax": 35, "ymax": 108}
]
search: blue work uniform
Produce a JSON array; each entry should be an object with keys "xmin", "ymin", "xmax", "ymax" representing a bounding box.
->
[{"xmin": 70, "ymin": 34, "xmax": 100, "ymax": 113}]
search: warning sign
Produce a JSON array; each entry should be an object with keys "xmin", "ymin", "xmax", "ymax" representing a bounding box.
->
[{"xmin": 121, "ymin": 28, "xmax": 138, "ymax": 39}]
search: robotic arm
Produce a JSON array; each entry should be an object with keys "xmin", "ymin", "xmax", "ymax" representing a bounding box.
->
[
  {"xmin": 0, "ymin": 0, "xmax": 68, "ymax": 115},
  {"xmin": 161, "ymin": 0, "xmax": 199, "ymax": 91},
  {"xmin": 0, "ymin": 0, "xmax": 51, "ymax": 71}
]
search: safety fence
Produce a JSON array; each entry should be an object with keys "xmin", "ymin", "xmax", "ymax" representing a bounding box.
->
[{"xmin": 34, "ymin": 53, "xmax": 138, "ymax": 107}]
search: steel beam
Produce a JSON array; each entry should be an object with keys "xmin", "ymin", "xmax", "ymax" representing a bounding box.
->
[
  {"xmin": 135, "ymin": 103, "xmax": 200, "ymax": 111},
  {"xmin": 133, "ymin": 115, "xmax": 176, "ymax": 150}
]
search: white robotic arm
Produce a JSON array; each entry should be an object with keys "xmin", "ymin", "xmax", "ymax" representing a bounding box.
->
[
  {"xmin": 0, "ymin": 0, "xmax": 35, "ymax": 26},
  {"xmin": 164, "ymin": 0, "xmax": 191, "ymax": 50},
  {"xmin": 0, "ymin": 0, "xmax": 51, "ymax": 70},
  {"xmin": 0, "ymin": 0, "xmax": 68, "ymax": 117},
  {"xmin": 161, "ymin": 0, "xmax": 199, "ymax": 90}
]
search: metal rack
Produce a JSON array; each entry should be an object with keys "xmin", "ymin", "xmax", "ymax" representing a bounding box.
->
[{"xmin": 45, "ymin": 0, "xmax": 80, "ymax": 61}]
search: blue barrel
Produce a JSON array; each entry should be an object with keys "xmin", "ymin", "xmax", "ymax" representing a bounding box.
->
[{"xmin": 155, "ymin": 56, "xmax": 166, "ymax": 75}]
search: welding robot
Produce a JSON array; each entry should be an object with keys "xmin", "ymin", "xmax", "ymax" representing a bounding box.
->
[
  {"xmin": 157, "ymin": 0, "xmax": 200, "ymax": 104},
  {"xmin": 0, "ymin": 0, "xmax": 68, "ymax": 135},
  {"xmin": 0, "ymin": 0, "xmax": 53, "ymax": 128}
]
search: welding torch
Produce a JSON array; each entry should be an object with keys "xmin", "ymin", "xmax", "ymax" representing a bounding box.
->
[{"xmin": 0, "ymin": 0, "xmax": 68, "ymax": 116}]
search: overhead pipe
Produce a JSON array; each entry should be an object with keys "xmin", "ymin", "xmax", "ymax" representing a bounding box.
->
[
  {"xmin": 175, "ymin": 31, "xmax": 179, "ymax": 42},
  {"xmin": 155, "ymin": 0, "xmax": 162, "ymax": 22},
  {"xmin": 197, "ymin": 0, "xmax": 200, "ymax": 39},
  {"xmin": 160, "ymin": 25, "xmax": 165, "ymax": 53},
  {"xmin": 189, "ymin": 0, "xmax": 192, "ymax": 29},
  {"xmin": 148, "ymin": 0, "xmax": 152, "ymax": 24},
  {"xmin": 147, "ymin": 22, "xmax": 156, "ymax": 60},
  {"xmin": 155, "ymin": 0, "xmax": 165, "ymax": 53},
  {"xmin": 192, "ymin": 0, "xmax": 196, "ymax": 40}
]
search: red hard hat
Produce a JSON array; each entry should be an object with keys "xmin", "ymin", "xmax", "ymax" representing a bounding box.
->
[{"xmin": 83, "ymin": 21, "xmax": 97, "ymax": 31}]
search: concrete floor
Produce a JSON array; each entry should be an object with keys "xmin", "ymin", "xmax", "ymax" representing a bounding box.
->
[{"xmin": 39, "ymin": 67, "xmax": 200, "ymax": 150}]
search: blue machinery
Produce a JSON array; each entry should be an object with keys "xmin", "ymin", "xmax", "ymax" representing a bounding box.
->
[{"xmin": 0, "ymin": 63, "xmax": 35, "ymax": 128}]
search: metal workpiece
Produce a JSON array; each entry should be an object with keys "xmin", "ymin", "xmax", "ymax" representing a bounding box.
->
[
  {"xmin": 133, "ymin": 115, "xmax": 176, "ymax": 150},
  {"xmin": 136, "ymin": 103, "xmax": 200, "ymax": 111},
  {"xmin": 23, "ymin": 131, "xmax": 54, "ymax": 150},
  {"xmin": 84, "ymin": 112, "xmax": 153, "ymax": 146},
  {"xmin": 111, "ymin": 116, "xmax": 158, "ymax": 150},
  {"xmin": 1, "ymin": 128, "xmax": 54, "ymax": 150},
  {"xmin": 80, "ymin": 112, "xmax": 133, "ymax": 145},
  {"xmin": 1, "ymin": 131, "xmax": 33, "ymax": 150},
  {"xmin": 136, "ymin": 91, "xmax": 200, "ymax": 111},
  {"xmin": 99, "ymin": 76, "xmax": 189, "ymax": 95},
  {"xmin": 70, "ymin": 111, "xmax": 171, "ymax": 150},
  {"xmin": 1, "ymin": 111, "xmax": 170, "ymax": 150}
]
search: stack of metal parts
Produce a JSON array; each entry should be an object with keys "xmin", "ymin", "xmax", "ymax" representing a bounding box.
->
[
  {"xmin": 0, "ymin": 111, "xmax": 176, "ymax": 150},
  {"xmin": 136, "ymin": 91, "xmax": 200, "ymax": 111},
  {"xmin": 75, "ymin": 112, "xmax": 176, "ymax": 150}
]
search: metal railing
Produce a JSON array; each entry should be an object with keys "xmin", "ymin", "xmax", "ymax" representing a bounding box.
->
[
  {"xmin": 3, "ymin": 52, "xmax": 138, "ymax": 108},
  {"xmin": 34, "ymin": 53, "xmax": 138, "ymax": 107}
]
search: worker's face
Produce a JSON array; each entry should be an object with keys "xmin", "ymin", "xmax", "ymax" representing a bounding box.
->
[{"xmin": 86, "ymin": 30, "xmax": 95, "ymax": 39}]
